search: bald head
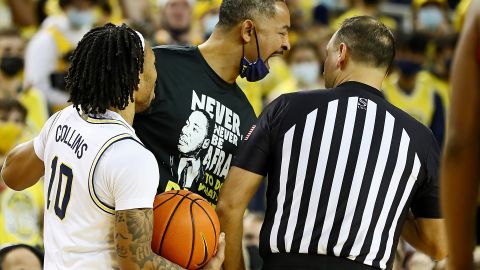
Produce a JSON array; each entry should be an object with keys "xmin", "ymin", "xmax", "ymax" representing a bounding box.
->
[{"xmin": 1, "ymin": 247, "xmax": 42, "ymax": 270}]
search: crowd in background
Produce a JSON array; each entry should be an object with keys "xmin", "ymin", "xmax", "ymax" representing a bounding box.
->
[{"xmin": 0, "ymin": 0, "xmax": 472, "ymax": 269}]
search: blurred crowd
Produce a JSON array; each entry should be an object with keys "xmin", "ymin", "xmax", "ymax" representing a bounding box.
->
[{"xmin": 0, "ymin": 0, "xmax": 473, "ymax": 269}]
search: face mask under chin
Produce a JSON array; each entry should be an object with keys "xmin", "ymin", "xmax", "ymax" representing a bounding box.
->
[{"xmin": 239, "ymin": 28, "xmax": 270, "ymax": 82}]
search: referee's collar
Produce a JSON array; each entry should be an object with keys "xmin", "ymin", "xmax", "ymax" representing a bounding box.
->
[{"xmin": 337, "ymin": 81, "xmax": 385, "ymax": 98}]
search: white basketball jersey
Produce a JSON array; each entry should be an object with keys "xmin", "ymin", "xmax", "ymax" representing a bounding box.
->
[{"xmin": 34, "ymin": 106, "xmax": 157, "ymax": 269}]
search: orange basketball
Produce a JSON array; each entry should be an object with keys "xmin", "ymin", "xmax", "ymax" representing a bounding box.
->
[{"xmin": 151, "ymin": 190, "xmax": 220, "ymax": 270}]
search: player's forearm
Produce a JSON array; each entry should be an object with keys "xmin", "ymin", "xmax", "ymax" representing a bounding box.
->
[
  {"xmin": 2, "ymin": 141, "xmax": 44, "ymax": 190},
  {"xmin": 441, "ymin": 144, "xmax": 477, "ymax": 269},
  {"xmin": 440, "ymin": 2, "xmax": 479, "ymax": 268},
  {"xmin": 115, "ymin": 210, "xmax": 185, "ymax": 270},
  {"xmin": 117, "ymin": 249, "xmax": 184, "ymax": 270},
  {"xmin": 117, "ymin": 248, "xmax": 184, "ymax": 270},
  {"xmin": 216, "ymin": 205, "xmax": 246, "ymax": 270}
]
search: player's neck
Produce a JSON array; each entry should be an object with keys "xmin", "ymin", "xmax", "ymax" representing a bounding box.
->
[{"xmin": 108, "ymin": 103, "xmax": 135, "ymax": 126}]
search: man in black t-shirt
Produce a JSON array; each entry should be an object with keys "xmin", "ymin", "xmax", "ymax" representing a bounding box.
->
[
  {"xmin": 133, "ymin": 0, "xmax": 291, "ymax": 205},
  {"xmin": 217, "ymin": 16, "xmax": 446, "ymax": 270}
]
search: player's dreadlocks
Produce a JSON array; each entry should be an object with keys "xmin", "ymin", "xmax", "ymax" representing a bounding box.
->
[{"xmin": 67, "ymin": 23, "xmax": 144, "ymax": 115}]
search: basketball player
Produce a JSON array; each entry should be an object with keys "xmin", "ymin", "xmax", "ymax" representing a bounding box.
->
[
  {"xmin": 1, "ymin": 24, "xmax": 224, "ymax": 270},
  {"xmin": 441, "ymin": 0, "xmax": 480, "ymax": 269}
]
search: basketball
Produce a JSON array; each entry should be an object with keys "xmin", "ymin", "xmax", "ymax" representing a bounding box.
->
[{"xmin": 151, "ymin": 190, "xmax": 220, "ymax": 270}]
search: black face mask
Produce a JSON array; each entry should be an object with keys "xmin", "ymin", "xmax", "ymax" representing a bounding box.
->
[
  {"xmin": 0, "ymin": 56, "xmax": 24, "ymax": 77},
  {"xmin": 396, "ymin": 59, "xmax": 422, "ymax": 77}
]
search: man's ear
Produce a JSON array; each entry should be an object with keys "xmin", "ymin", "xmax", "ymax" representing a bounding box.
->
[
  {"xmin": 240, "ymin": 19, "xmax": 255, "ymax": 44},
  {"xmin": 337, "ymin": 42, "xmax": 349, "ymax": 70},
  {"xmin": 202, "ymin": 139, "xmax": 211, "ymax": 149},
  {"xmin": 133, "ymin": 74, "xmax": 142, "ymax": 100}
]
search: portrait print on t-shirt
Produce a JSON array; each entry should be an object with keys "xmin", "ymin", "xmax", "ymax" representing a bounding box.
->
[
  {"xmin": 167, "ymin": 90, "xmax": 245, "ymax": 205},
  {"xmin": 172, "ymin": 110, "xmax": 212, "ymax": 189}
]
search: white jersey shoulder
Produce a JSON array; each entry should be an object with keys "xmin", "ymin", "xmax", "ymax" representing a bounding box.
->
[{"xmin": 34, "ymin": 106, "xmax": 158, "ymax": 269}]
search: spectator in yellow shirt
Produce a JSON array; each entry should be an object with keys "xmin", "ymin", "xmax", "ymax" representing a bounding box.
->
[{"xmin": 0, "ymin": 100, "xmax": 44, "ymax": 249}]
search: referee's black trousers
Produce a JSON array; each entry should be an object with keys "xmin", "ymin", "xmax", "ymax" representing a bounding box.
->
[{"xmin": 262, "ymin": 253, "xmax": 381, "ymax": 270}]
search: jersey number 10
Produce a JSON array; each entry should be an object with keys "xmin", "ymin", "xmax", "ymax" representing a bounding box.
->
[{"xmin": 47, "ymin": 156, "xmax": 73, "ymax": 219}]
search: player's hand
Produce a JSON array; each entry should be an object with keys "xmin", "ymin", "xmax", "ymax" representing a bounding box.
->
[{"xmin": 203, "ymin": 232, "xmax": 225, "ymax": 270}]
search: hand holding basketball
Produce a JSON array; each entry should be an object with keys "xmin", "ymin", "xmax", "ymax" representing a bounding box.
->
[
  {"xmin": 151, "ymin": 190, "xmax": 221, "ymax": 270},
  {"xmin": 202, "ymin": 232, "xmax": 225, "ymax": 270}
]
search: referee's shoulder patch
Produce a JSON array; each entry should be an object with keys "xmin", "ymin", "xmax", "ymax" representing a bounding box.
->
[{"xmin": 357, "ymin": 98, "xmax": 368, "ymax": 110}]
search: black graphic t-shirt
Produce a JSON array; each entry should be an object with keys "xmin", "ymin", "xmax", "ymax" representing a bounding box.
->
[{"xmin": 133, "ymin": 45, "xmax": 256, "ymax": 205}]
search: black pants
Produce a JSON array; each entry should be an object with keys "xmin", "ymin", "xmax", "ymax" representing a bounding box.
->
[{"xmin": 262, "ymin": 253, "xmax": 380, "ymax": 270}]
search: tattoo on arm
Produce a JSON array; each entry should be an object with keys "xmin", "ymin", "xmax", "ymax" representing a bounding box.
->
[
  {"xmin": 115, "ymin": 209, "xmax": 184, "ymax": 270},
  {"xmin": 115, "ymin": 232, "xmax": 129, "ymax": 258}
]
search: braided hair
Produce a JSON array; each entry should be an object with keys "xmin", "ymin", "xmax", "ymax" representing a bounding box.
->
[{"xmin": 67, "ymin": 23, "xmax": 144, "ymax": 115}]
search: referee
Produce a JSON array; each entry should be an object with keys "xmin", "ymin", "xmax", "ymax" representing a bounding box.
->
[{"xmin": 217, "ymin": 16, "xmax": 446, "ymax": 270}]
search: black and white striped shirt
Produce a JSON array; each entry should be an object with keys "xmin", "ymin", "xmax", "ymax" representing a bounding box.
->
[{"xmin": 233, "ymin": 81, "xmax": 441, "ymax": 270}]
